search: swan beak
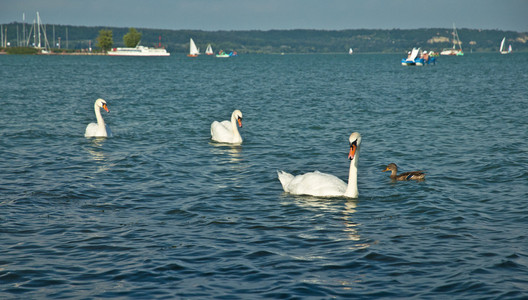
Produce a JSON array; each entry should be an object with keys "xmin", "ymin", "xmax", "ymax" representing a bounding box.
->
[
  {"xmin": 348, "ymin": 143, "xmax": 357, "ymax": 160},
  {"xmin": 102, "ymin": 103, "xmax": 109, "ymax": 112},
  {"xmin": 237, "ymin": 117, "xmax": 242, "ymax": 127}
]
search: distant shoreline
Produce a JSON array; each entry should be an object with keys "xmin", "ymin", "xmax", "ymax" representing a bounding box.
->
[
  {"xmin": 40, "ymin": 52, "xmax": 107, "ymax": 56},
  {"xmin": 1, "ymin": 24, "xmax": 527, "ymax": 54}
]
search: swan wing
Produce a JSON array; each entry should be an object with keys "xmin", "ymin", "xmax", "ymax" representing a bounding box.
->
[
  {"xmin": 211, "ymin": 120, "xmax": 234, "ymax": 143},
  {"xmin": 85, "ymin": 123, "xmax": 109, "ymax": 138},
  {"xmin": 85, "ymin": 123, "xmax": 100, "ymax": 137},
  {"xmin": 277, "ymin": 170, "xmax": 295, "ymax": 189},
  {"xmin": 278, "ymin": 170, "xmax": 347, "ymax": 197}
]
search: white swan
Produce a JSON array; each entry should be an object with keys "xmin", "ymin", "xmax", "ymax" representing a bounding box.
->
[
  {"xmin": 210, "ymin": 110, "xmax": 243, "ymax": 144},
  {"xmin": 85, "ymin": 98, "xmax": 112, "ymax": 138},
  {"xmin": 278, "ymin": 132, "xmax": 361, "ymax": 198}
]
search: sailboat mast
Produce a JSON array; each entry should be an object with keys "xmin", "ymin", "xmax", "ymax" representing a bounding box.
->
[
  {"xmin": 23, "ymin": 13, "xmax": 25, "ymax": 46},
  {"xmin": 452, "ymin": 23, "xmax": 456, "ymax": 49},
  {"xmin": 456, "ymin": 29, "xmax": 462, "ymax": 51},
  {"xmin": 33, "ymin": 19, "xmax": 36, "ymax": 48},
  {"xmin": 37, "ymin": 12, "xmax": 42, "ymax": 48}
]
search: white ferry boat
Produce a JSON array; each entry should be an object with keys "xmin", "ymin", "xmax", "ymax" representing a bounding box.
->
[{"xmin": 108, "ymin": 45, "xmax": 170, "ymax": 56}]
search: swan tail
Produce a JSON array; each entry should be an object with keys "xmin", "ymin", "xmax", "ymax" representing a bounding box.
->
[{"xmin": 277, "ymin": 170, "xmax": 294, "ymax": 191}]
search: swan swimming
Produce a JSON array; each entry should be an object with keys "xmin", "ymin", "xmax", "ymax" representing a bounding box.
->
[
  {"xmin": 210, "ymin": 110, "xmax": 243, "ymax": 144},
  {"xmin": 85, "ymin": 98, "xmax": 112, "ymax": 138},
  {"xmin": 278, "ymin": 132, "xmax": 361, "ymax": 198}
]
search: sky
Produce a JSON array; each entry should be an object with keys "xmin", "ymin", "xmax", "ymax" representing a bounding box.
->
[{"xmin": 1, "ymin": 0, "xmax": 527, "ymax": 32}]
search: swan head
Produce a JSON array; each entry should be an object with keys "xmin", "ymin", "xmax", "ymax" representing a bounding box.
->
[
  {"xmin": 232, "ymin": 110, "xmax": 243, "ymax": 127},
  {"xmin": 95, "ymin": 98, "xmax": 109, "ymax": 112},
  {"xmin": 383, "ymin": 163, "xmax": 398, "ymax": 173},
  {"xmin": 348, "ymin": 132, "xmax": 361, "ymax": 160}
]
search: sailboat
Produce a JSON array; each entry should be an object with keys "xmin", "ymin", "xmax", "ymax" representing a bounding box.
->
[
  {"xmin": 205, "ymin": 44, "xmax": 214, "ymax": 55},
  {"xmin": 401, "ymin": 48, "xmax": 423, "ymax": 66},
  {"xmin": 187, "ymin": 38, "xmax": 200, "ymax": 57},
  {"xmin": 349, "ymin": 48, "xmax": 353, "ymax": 55},
  {"xmin": 440, "ymin": 23, "xmax": 464, "ymax": 56},
  {"xmin": 33, "ymin": 12, "xmax": 51, "ymax": 54},
  {"xmin": 500, "ymin": 37, "xmax": 512, "ymax": 54}
]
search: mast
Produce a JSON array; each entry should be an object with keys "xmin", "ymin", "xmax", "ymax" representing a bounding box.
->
[
  {"xmin": 23, "ymin": 13, "xmax": 25, "ymax": 45},
  {"xmin": 33, "ymin": 19, "xmax": 36, "ymax": 47},
  {"xmin": 454, "ymin": 23, "xmax": 462, "ymax": 52},
  {"xmin": 37, "ymin": 12, "xmax": 41, "ymax": 48}
]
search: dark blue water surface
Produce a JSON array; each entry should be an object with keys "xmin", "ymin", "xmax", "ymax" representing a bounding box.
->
[{"xmin": 1, "ymin": 53, "xmax": 527, "ymax": 299}]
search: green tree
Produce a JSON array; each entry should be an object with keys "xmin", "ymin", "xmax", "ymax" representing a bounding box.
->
[
  {"xmin": 96, "ymin": 29, "xmax": 113, "ymax": 52},
  {"xmin": 123, "ymin": 28, "xmax": 142, "ymax": 47}
]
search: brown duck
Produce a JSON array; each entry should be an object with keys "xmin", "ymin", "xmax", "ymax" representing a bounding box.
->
[{"xmin": 383, "ymin": 163, "xmax": 425, "ymax": 181}]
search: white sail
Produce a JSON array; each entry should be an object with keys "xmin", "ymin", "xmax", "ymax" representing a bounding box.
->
[
  {"xmin": 409, "ymin": 47, "xmax": 420, "ymax": 61},
  {"xmin": 189, "ymin": 38, "xmax": 199, "ymax": 56},
  {"xmin": 349, "ymin": 48, "xmax": 353, "ymax": 54},
  {"xmin": 205, "ymin": 44, "xmax": 213, "ymax": 55},
  {"xmin": 500, "ymin": 37, "xmax": 512, "ymax": 54}
]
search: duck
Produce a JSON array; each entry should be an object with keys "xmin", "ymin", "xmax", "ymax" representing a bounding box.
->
[
  {"xmin": 210, "ymin": 110, "xmax": 243, "ymax": 144},
  {"xmin": 277, "ymin": 132, "xmax": 361, "ymax": 198},
  {"xmin": 383, "ymin": 163, "xmax": 425, "ymax": 181},
  {"xmin": 85, "ymin": 98, "xmax": 112, "ymax": 138}
]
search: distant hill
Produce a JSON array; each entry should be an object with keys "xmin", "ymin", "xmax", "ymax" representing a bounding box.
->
[{"xmin": 1, "ymin": 22, "xmax": 527, "ymax": 53}]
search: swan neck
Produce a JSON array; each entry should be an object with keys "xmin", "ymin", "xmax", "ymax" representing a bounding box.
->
[
  {"xmin": 345, "ymin": 151, "xmax": 359, "ymax": 198},
  {"xmin": 230, "ymin": 114, "xmax": 242, "ymax": 142},
  {"xmin": 94, "ymin": 104, "xmax": 106, "ymax": 129}
]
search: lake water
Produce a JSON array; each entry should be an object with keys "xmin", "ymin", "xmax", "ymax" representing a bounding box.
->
[{"xmin": 1, "ymin": 52, "xmax": 527, "ymax": 299}]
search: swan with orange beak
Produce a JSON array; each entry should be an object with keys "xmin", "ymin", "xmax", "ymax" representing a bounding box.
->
[
  {"xmin": 211, "ymin": 110, "xmax": 243, "ymax": 144},
  {"xmin": 278, "ymin": 132, "xmax": 361, "ymax": 198},
  {"xmin": 85, "ymin": 98, "xmax": 112, "ymax": 138}
]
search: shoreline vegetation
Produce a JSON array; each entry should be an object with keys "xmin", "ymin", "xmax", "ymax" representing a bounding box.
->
[{"xmin": 1, "ymin": 22, "xmax": 527, "ymax": 55}]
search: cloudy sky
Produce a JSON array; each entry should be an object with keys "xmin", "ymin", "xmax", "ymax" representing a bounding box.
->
[{"xmin": 1, "ymin": 0, "xmax": 527, "ymax": 32}]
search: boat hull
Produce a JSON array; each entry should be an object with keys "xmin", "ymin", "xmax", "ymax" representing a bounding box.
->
[
  {"xmin": 401, "ymin": 58, "xmax": 430, "ymax": 66},
  {"xmin": 440, "ymin": 49, "xmax": 463, "ymax": 56},
  {"xmin": 108, "ymin": 46, "xmax": 170, "ymax": 57}
]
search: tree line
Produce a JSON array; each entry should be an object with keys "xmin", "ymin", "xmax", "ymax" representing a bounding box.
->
[{"xmin": 1, "ymin": 22, "xmax": 527, "ymax": 53}]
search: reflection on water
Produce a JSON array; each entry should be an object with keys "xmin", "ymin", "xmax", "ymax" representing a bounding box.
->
[
  {"xmin": 290, "ymin": 195, "xmax": 342, "ymax": 213},
  {"xmin": 290, "ymin": 197, "xmax": 370, "ymax": 249},
  {"xmin": 209, "ymin": 142, "xmax": 242, "ymax": 163},
  {"xmin": 342, "ymin": 200, "xmax": 360, "ymax": 242},
  {"xmin": 86, "ymin": 138, "xmax": 112, "ymax": 173},
  {"xmin": 209, "ymin": 143, "xmax": 247, "ymax": 188}
]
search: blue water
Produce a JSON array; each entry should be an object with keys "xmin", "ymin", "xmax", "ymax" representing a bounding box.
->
[{"xmin": 1, "ymin": 53, "xmax": 527, "ymax": 299}]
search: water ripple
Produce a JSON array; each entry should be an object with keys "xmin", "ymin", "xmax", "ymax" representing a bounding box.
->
[{"xmin": 0, "ymin": 54, "xmax": 527, "ymax": 299}]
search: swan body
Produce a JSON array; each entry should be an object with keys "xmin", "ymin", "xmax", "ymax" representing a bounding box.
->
[
  {"xmin": 211, "ymin": 110, "xmax": 243, "ymax": 144},
  {"xmin": 278, "ymin": 132, "xmax": 361, "ymax": 198},
  {"xmin": 383, "ymin": 163, "xmax": 425, "ymax": 181},
  {"xmin": 85, "ymin": 98, "xmax": 111, "ymax": 138}
]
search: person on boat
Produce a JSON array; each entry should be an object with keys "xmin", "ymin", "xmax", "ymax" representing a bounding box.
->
[
  {"xmin": 407, "ymin": 51, "xmax": 412, "ymax": 59},
  {"xmin": 422, "ymin": 51, "xmax": 429, "ymax": 63}
]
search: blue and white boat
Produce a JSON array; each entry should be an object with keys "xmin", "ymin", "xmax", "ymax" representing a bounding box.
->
[
  {"xmin": 402, "ymin": 48, "xmax": 423, "ymax": 66},
  {"xmin": 401, "ymin": 47, "xmax": 435, "ymax": 66}
]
